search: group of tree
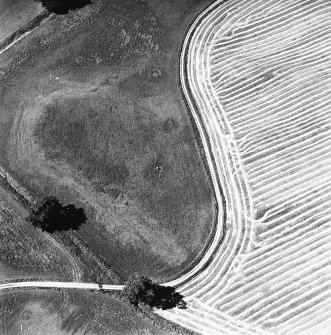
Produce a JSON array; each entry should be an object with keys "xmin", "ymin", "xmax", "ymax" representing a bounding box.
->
[
  {"xmin": 28, "ymin": 197, "xmax": 183, "ymax": 310},
  {"xmin": 122, "ymin": 274, "xmax": 187, "ymax": 310},
  {"xmin": 27, "ymin": 196, "xmax": 87, "ymax": 233},
  {"xmin": 35, "ymin": 0, "xmax": 92, "ymax": 14}
]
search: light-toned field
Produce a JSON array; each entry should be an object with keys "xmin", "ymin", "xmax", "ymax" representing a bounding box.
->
[
  {"xmin": 0, "ymin": 0, "xmax": 43, "ymax": 43},
  {"xmin": 160, "ymin": 0, "xmax": 331, "ymax": 334}
]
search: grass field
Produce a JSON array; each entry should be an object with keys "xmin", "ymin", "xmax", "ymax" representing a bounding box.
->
[
  {"xmin": 0, "ymin": 0, "xmax": 43, "ymax": 44},
  {"xmin": 0, "ymin": 201, "xmax": 73, "ymax": 282},
  {"xmin": 0, "ymin": 0, "xmax": 215, "ymax": 281},
  {"xmin": 0, "ymin": 289, "xmax": 182, "ymax": 335}
]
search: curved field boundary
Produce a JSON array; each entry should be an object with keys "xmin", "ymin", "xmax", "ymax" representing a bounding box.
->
[
  {"xmin": 158, "ymin": 1, "xmax": 258, "ymax": 334},
  {"xmin": 160, "ymin": 0, "xmax": 331, "ymax": 334},
  {"xmin": 2, "ymin": 2, "xmax": 330, "ymax": 335},
  {"xmin": 164, "ymin": 0, "xmax": 253, "ymax": 294}
]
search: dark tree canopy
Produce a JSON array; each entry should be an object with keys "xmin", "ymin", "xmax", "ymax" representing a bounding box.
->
[
  {"xmin": 35, "ymin": 0, "xmax": 92, "ymax": 14},
  {"xmin": 122, "ymin": 274, "xmax": 187, "ymax": 310},
  {"xmin": 27, "ymin": 196, "xmax": 87, "ymax": 233}
]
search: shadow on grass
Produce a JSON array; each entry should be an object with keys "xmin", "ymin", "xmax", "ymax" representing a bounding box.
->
[{"xmin": 36, "ymin": 0, "xmax": 92, "ymax": 14}]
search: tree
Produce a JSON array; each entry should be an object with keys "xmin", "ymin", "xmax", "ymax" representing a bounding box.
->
[
  {"xmin": 122, "ymin": 274, "xmax": 187, "ymax": 310},
  {"xmin": 35, "ymin": 0, "xmax": 92, "ymax": 14},
  {"xmin": 27, "ymin": 196, "xmax": 87, "ymax": 233}
]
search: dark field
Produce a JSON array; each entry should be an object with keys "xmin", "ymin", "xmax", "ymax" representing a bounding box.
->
[
  {"xmin": 0, "ymin": 0, "xmax": 215, "ymax": 281},
  {"xmin": 0, "ymin": 289, "xmax": 179, "ymax": 335}
]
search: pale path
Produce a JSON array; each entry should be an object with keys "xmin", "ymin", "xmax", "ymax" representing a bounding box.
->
[
  {"xmin": 1, "ymin": 1, "xmax": 330, "ymax": 334},
  {"xmin": 158, "ymin": 0, "xmax": 331, "ymax": 334},
  {"xmin": 0, "ymin": 281, "xmax": 124, "ymax": 292},
  {"xmin": 0, "ymin": 12, "xmax": 53, "ymax": 56}
]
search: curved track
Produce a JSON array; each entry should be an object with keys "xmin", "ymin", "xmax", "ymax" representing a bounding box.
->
[
  {"xmin": 159, "ymin": 0, "xmax": 331, "ymax": 334},
  {"xmin": 164, "ymin": 0, "xmax": 254, "ymax": 294},
  {"xmin": 1, "ymin": 2, "xmax": 331, "ymax": 334}
]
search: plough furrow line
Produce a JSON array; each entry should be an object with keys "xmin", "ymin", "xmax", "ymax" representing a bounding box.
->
[{"xmin": 160, "ymin": 0, "xmax": 331, "ymax": 334}]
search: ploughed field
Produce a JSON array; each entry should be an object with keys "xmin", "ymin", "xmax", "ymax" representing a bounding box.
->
[{"xmin": 160, "ymin": 0, "xmax": 331, "ymax": 334}]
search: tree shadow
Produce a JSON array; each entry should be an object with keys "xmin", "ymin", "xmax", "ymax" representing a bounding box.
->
[{"xmin": 37, "ymin": 0, "xmax": 92, "ymax": 15}]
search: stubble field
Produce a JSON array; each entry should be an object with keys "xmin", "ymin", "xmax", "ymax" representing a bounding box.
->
[{"xmin": 159, "ymin": 0, "xmax": 331, "ymax": 334}]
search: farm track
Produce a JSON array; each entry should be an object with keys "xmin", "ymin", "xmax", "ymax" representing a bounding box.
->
[
  {"xmin": 0, "ymin": 10, "xmax": 52, "ymax": 56},
  {"xmin": 1, "ymin": 1, "xmax": 331, "ymax": 334},
  {"xmin": 0, "ymin": 0, "xmax": 243, "ymax": 303},
  {"xmin": 159, "ymin": 0, "xmax": 331, "ymax": 334},
  {"xmin": 0, "ymin": 281, "xmax": 123, "ymax": 292}
]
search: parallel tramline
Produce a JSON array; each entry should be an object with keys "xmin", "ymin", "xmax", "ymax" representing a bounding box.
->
[
  {"xmin": 159, "ymin": 0, "xmax": 331, "ymax": 334},
  {"xmin": 208, "ymin": 0, "xmax": 331, "ymax": 332}
]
